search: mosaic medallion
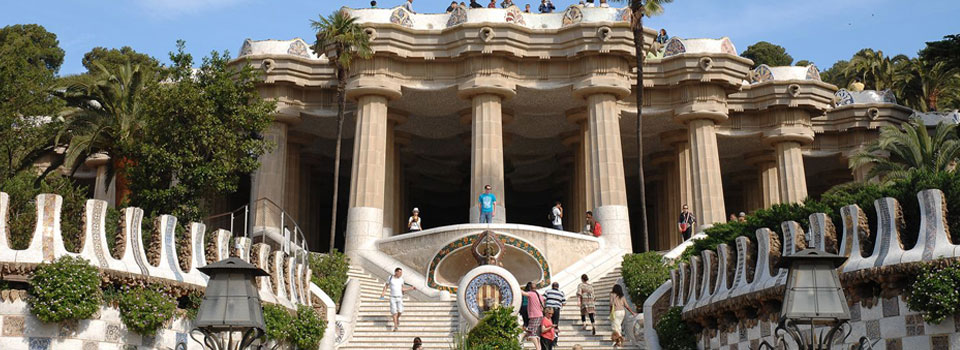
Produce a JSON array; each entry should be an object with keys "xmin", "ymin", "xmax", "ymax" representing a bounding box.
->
[
  {"xmin": 751, "ymin": 65, "xmax": 774, "ymax": 83},
  {"xmin": 334, "ymin": 320, "xmax": 346, "ymax": 344},
  {"xmin": 463, "ymin": 273, "xmax": 514, "ymax": 317},
  {"xmin": 446, "ymin": 6, "xmax": 467, "ymax": 27},
  {"xmin": 239, "ymin": 40, "xmax": 253, "ymax": 57},
  {"xmin": 835, "ymin": 89, "xmax": 854, "ymax": 106},
  {"xmin": 561, "ymin": 6, "xmax": 583, "ymax": 26},
  {"xmin": 880, "ymin": 89, "xmax": 897, "ymax": 104},
  {"xmin": 720, "ymin": 37, "xmax": 737, "ymax": 55},
  {"xmin": 805, "ymin": 64, "xmax": 821, "ymax": 81},
  {"xmin": 390, "ymin": 8, "xmax": 414, "ymax": 28},
  {"xmin": 504, "ymin": 7, "xmax": 526, "ymax": 26},
  {"xmin": 663, "ymin": 38, "xmax": 685, "ymax": 57},
  {"xmin": 427, "ymin": 233, "xmax": 551, "ymax": 293},
  {"xmin": 617, "ymin": 8, "xmax": 632, "ymax": 22}
]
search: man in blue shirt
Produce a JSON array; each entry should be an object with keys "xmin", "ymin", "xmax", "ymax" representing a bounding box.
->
[
  {"xmin": 478, "ymin": 184, "xmax": 497, "ymax": 223},
  {"xmin": 538, "ymin": 0, "xmax": 555, "ymax": 13}
]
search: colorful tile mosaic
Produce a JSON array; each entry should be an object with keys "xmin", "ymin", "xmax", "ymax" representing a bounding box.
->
[
  {"xmin": 616, "ymin": 8, "xmax": 631, "ymax": 22},
  {"xmin": 561, "ymin": 6, "xmax": 583, "ymax": 27},
  {"xmin": 805, "ymin": 65, "xmax": 821, "ymax": 81},
  {"xmin": 446, "ymin": 6, "xmax": 467, "ymax": 27},
  {"xmin": 663, "ymin": 38, "xmax": 685, "ymax": 57},
  {"xmin": 29, "ymin": 337, "xmax": 51, "ymax": 350},
  {"xmin": 751, "ymin": 65, "xmax": 774, "ymax": 84},
  {"xmin": 390, "ymin": 8, "xmax": 414, "ymax": 28},
  {"xmin": 504, "ymin": 7, "xmax": 526, "ymax": 26},
  {"xmin": 835, "ymin": 89, "xmax": 855, "ymax": 106},
  {"xmin": 239, "ymin": 40, "xmax": 253, "ymax": 57},
  {"xmin": 720, "ymin": 37, "xmax": 737, "ymax": 55},
  {"xmin": 287, "ymin": 40, "xmax": 311, "ymax": 58},
  {"xmin": 426, "ymin": 233, "xmax": 551, "ymax": 293},
  {"xmin": 463, "ymin": 273, "xmax": 514, "ymax": 317}
]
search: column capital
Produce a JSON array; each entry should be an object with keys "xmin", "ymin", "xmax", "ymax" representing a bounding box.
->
[
  {"xmin": 387, "ymin": 110, "xmax": 409, "ymax": 124},
  {"xmin": 566, "ymin": 107, "xmax": 588, "ymax": 124},
  {"xmin": 457, "ymin": 77, "xmax": 516, "ymax": 100},
  {"xmin": 561, "ymin": 131, "xmax": 581, "ymax": 146},
  {"xmin": 744, "ymin": 151, "xmax": 777, "ymax": 166},
  {"xmin": 660, "ymin": 129, "xmax": 689, "ymax": 147},
  {"xmin": 345, "ymin": 77, "xmax": 403, "ymax": 101},
  {"xmin": 762, "ymin": 128, "xmax": 815, "ymax": 146},
  {"xmin": 84, "ymin": 153, "xmax": 111, "ymax": 168},
  {"xmin": 572, "ymin": 76, "xmax": 631, "ymax": 100}
]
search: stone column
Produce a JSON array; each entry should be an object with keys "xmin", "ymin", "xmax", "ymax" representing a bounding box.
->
[
  {"xmin": 563, "ymin": 132, "xmax": 583, "ymax": 232},
  {"xmin": 460, "ymin": 82, "xmax": 514, "ymax": 224},
  {"xmin": 747, "ymin": 152, "xmax": 781, "ymax": 209},
  {"xmin": 580, "ymin": 117, "xmax": 595, "ymax": 214},
  {"xmin": 662, "ymin": 130, "xmax": 693, "ymax": 243},
  {"xmin": 650, "ymin": 152, "xmax": 678, "ymax": 250},
  {"xmin": 344, "ymin": 94, "xmax": 393, "ymax": 257},
  {"xmin": 252, "ymin": 122, "xmax": 288, "ymax": 228},
  {"xmin": 383, "ymin": 118, "xmax": 397, "ymax": 238},
  {"xmin": 86, "ymin": 154, "xmax": 116, "ymax": 207},
  {"xmin": 686, "ymin": 118, "xmax": 727, "ymax": 227},
  {"xmin": 774, "ymin": 141, "xmax": 808, "ymax": 203},
  {"xmin": 580, "ymin": 88, "xmax": 632, "ymax": 251},
  {"xmin": 284, "ymin": 142, "xmax": 301, "ymax": 223}
]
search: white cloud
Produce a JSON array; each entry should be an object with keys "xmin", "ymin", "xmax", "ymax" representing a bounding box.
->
[{"xmin": 140, "ymin": 0, "xmax": 248, "ymax": 18}]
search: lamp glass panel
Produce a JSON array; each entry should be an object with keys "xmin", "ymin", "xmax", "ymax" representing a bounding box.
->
[
  {"xmin": 814, "ymin": 264, "xmax": 837, "ymax": 288},
  {"xmin": 792, "ymin": 267, "xmax": 815, "ymax": 287},
  {"xmin": 816, "ymin": 290, "xmax": 845, "ymax": 315},
  {"xmin": 787, "ymin": 288, "xmax": 817, "ymax": 314}
]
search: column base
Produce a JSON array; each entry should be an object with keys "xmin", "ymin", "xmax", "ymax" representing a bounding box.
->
[
  {"xmin": 596, "ymin": 205, "xmax": 631, "ymax": 252},
  {"xmin": 344, "ymin": 207, "xmax": 384, "ymax": 259}
]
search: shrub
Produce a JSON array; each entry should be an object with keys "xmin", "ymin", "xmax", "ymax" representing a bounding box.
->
[
  {"xmin": 179, "ymin": 290, "xmax": 204, "ymax": 320},
  {"xmin": 681, "ymin": 202, "xmax": 824, "ymax": 261},
  {"xmin": 310, "ymin": 250, "xmax": 349, "ymax": 304},
  {"xmin": 905, "ymin": 264, "xmax": 960, "ymax": 324},
  {"xmin": 291, "ymin": 304, "xmax": 327, "ymax": 350},
  {"xmin": 2, "ymin": 171, "xmax": 88, "ymax": 250},
  {"xmin": 655, "ymin": 306, "xmax": 697, "ymax": 350},
  {"xmin": 466, "ymin": 306, "xmax": 523, "ymax": 350},
  {"xmin": 263, "ymin": 304, "xmax": 295, "ymax": 344},
  {"xmin": 622, "ymin": 252, "xmax": 671, "ymax": 304},
  {"xmin": 28, "ymin": 256, "xmax": 102, "ymax": 323},
  {"xmin": 118, "ymin": 285, "xmax": 177, "ymax": 336}
]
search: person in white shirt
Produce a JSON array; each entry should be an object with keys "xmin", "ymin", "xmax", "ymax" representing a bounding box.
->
[
  {"xmin": 408, "ymin": 208, "xmax": 423, "ymax": 232},
  {"xmin": 550, "ymin": 201, "xmax": 563, "ymax": 230},
  {"xmin": 380, "ymin": 267, "xmax": 416, "ymax": 331}
]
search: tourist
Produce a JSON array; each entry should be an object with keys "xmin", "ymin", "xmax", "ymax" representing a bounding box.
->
[
  {"xmin": 501, "ymin": 0, "xmax": 515, "ymax": 8},
  {"xmin": 550, "ymin": 201, "xmax": 563, "ymax": 230},
  {"xmin": 520, "ymin": 284, "xmax": 530, "ymax": 327},
  {"xmin": 540, "ymin": 308, "xmax": 558, "ymax": 350},
  {"xmin": 403, "ymin": 0, "xmax": 416, "ymax": 13},
  {"xmin": 598, "ymin": 0, "xmax": 610, "ymax": 7},
  {"xmin": 446, "ymin": 1, "xmax": 458, "ymax": 12},
  {"xmin": 478, "ymin": 184, "xmax": 497, "ymax": 223},
  {"xmin": 585, "ymin": 211, "xmax": 601, "ymax": 237},
  {"xmin": 488, "ymin": 0, "xmax": 497, "ymax": 9},
  {"xmin": 850, "ymin": 77, "xmax": 865, "ymax": 92},
  {"xmin": 609, "ymin": 284, "xmax": 637, "ymax": 348},
  {"xmin": 370, "ymin": 0, "xmax": 378, "ymax": 8},
  {"xmin": 544, "ymin": 282, "xmax": 566, "ymax": 327},
  {"xmin": 653, "ymin": 28, "xmax": 669, "ymax": 52},
  {"xmin": 578, "ymin": 0, "xmax": 586, "ymax": 6},
  {"xmin": 379, "ymin": 267, "xmax": 416, "ymax": 331},
  {"xmin": 678, "ymin": 204, "xmax": 696, "ymax": 240},
  {"xmin": 412, "ymin": 337, "xmax": 423, "ymax": 350},
  {"xmin": 408, "ymin": 208, "xmax": 422, "ymax": 232},
  {"xmin": 525, "ymin": 4, "xmax": 532, "ymax": 12},
  {"xmin": 584, "ymin": 0, "xmax": 595, "ymax": 8},
  {"xmin": 525, "ymin": 282, "xmax": 546, "ymax": 350},
  {"xmin": 577, "ymin": 274, "xmax": 597, "ymax": 335},
  {"xmin": 470, "ymin": 0, "xmax": 484, "ymax": 8},
  {"xmin": 461, "ymin": 2, "xmax": 467, "ymax": 7},
  {"xmin": 738, "ymin": 212, "xmax": 747, "ymax": 222},
  {"xmin": 728, "ymin": 213, "xmax": 738, "ymax": 222},
  {"xmin": 538, "ymin": 0, "xmax": 555, "ymax": 13}
]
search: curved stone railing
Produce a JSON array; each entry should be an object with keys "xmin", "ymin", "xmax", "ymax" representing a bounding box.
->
[
  {"xmin": 344, "ymin": 5, "xmax": 630, "ymax": 31},
  {"xmin": 0, "ymin": 193, "xmax": 332, "ymax": 313},
  {"xmin": 658, "ymin": 189, "xmax": 960, "ymax": 330}
]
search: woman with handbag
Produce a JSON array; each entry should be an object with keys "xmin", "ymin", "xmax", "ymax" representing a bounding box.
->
[{"xmin": 677, "ymin": 204, "xmax": 696, "ymax": 241}]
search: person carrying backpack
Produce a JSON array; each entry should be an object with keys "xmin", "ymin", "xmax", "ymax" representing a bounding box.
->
[{"xmin": 549, "ymin": 201, "xmax": 563, "ymax": 230}]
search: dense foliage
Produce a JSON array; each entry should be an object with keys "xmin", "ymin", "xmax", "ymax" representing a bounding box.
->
[
  {"xmin": 28, "ymin": 256, "xmax": 102, "ymax": 323},
  {"xmin": 466, "ymin": 306, "xmax": 523, "ymax": 350},
  {"xmin": 263, "ymin": 304, "xmax": 296, "ymax": 344},
  {"xmin": 3, "ymin": 171, "xmax": 88, "ymax": 250},
  {"xmin": 118, "ymin": 285, "xmax": 177, "ymax": 336},
  {"xmin": 621, "ymin": 252, "xmax": 672, "ymax": 304},
  {"xmin": 905, "ymin": 263, "xmax": 960, "ymax": 324},
  {"xmin": 310, "ymin": 250, "xmax": 349, "ymax": 304},
  {"xmin": 81, "ymin": 46, "xmax": 161, "ymax": 77},
  {"xmin": 740, "ymin": 41, "xmax": 793, "ymax": 67},
  {"xmin": 263, "ymin": 304, "xmax": 327, "ymax": 349},
  {"xmin": 655, "ymin": 307, "xmax": 697, "ymax": 350},
  {"xmin": 125, "ymin": 41, "xmax": 273, "ymax": 223}
]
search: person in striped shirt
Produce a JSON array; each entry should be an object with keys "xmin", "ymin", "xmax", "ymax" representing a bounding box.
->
[{"xmin": 543, "ymin": 282, "xmax": 566, "ymax": 327}]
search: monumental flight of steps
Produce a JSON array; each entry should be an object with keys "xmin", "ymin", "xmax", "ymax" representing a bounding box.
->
[
  {"xmin": 340, "ymin": 266, "xmax": 640, "ymax": 350},
  {"xmin": 341, "ymin": 266, "xmax": 460, "ymax": 350}
]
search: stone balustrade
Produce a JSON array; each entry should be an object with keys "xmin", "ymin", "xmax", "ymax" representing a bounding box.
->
[
  {"xmin": 0, "ymin": 192, "xmax": 327, "ymax": 311},
  {"xmin": 649, "ymin": 189, "xmax": 960, "ymax": 349}
]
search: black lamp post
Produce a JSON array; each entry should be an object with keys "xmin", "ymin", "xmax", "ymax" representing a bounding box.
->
[
  {"xmin": 759, "ymin": 249, "xmax": 869, "ymax": 350},
  {"xmin": 190, "ymin": 257, "xmax": 270, "ymax": 350}
]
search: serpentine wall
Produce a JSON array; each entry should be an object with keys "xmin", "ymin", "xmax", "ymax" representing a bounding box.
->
[
  {"xmin": 644, "ymin": 189, "xmax": 960, "ymax": 350},
  {"xmin": 0, "ymin": 193, "xmax": 337, "ymax": 350}
]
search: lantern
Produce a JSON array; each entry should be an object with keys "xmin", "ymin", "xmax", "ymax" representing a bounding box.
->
[{"xmin": 191, "ymin": 257, "xmax": 270, "ymax": 350}]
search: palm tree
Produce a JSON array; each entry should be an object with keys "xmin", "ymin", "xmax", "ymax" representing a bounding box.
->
[
  {"xmin": 849, "ymin": 119, "xmax": 960, "ymax": 182},
  {"xmin": 54, "ymin": 62, "xmax": 153, "ymax": 204},
  {"xmin": 312, "ymin": 10, "xmax": 372, "ymax": 253},
  {"xmin": 896, "ymin": 58, "xmax": 960, "ymax": 112},
  {"xmin": 609, "ymin": 0, "xmax": 671, "ymax": 252},
  {"xmin": 844, "ymin": 49, "xmax": 909, "ymax": 91}
]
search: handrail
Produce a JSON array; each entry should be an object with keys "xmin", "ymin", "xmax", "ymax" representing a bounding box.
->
[{"xmin": 203, "ymin": 197, "xmax": 311, "ymax": 267}]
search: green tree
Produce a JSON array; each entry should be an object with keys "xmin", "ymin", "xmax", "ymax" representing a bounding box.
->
[
  {"xmin": 82, "ymin": 46, "xmax": 161, "ymax": 77},
  {"xmin": 0, "ymin": 24, "xmax": 64, "ymax": 180},
  {"xmin": 843, "ymin": 48, "xmax": 909, "ymax": 91},
  {"xmin": 849, "ymin": 119, "xmax": 960, "ymax": 182},
  {"xmin": 920, "ymin": 34, "xmax": 960, "ymax": 71},
  {"xmin": 795, "ymin": 59, "xmax": 812, "ymax": 66},
  {"xmin": 610, "ymin": 0, "xmax": 672, "ymax": 252},
  {"xmin": 896, "ymin": 58, "xmax": 960, "ymax": 112},
  {"xmin": 311, "ymin": 10, "xmax": 373, "ymax": 252},
  {"xmin": 125, "ymin": 41, "xmax": 274, "ymax": 222},
  {"xmin": 821, "ymin": 60, "xmax": 851, "ymax": 87},
  {"xmin": 741, "ymin": 41, "xmax": 793, "ymax": 67}
]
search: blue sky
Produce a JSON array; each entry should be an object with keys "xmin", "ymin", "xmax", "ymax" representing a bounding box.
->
[{"xmin": 2, "ymin": 0, "xmax": 958, "ymax": 75}]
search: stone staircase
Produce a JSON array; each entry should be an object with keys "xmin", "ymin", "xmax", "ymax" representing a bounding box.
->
[
  {"xmin": 340, "ymin": 266, "xmax": 460, "ymax": 350},
  {"xmin": 339, "ymin": 266, "xmax": 639, "ymax": 350},
  {"xmin": 523, "ymin": 266, "xmax": 642, "ymax": 350}
]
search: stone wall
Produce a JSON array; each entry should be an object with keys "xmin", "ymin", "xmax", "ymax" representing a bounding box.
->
[
  {"xmin": 0, "ymin": 193, "xmax": 337, "ymax": 350},
  {"xmin": 646, "ymin": 189, "xmax": 960, "ymax": 350}
]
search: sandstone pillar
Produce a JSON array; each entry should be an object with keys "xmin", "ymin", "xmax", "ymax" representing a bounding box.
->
[
  {"xmin": 584, "ymin": 92, "xmax": 631, "ymax": 251},
  {"xmin": 662, "ymin": 130, "xmax": 694, "ymax": 243},
  {"xmin": 563, "ymin": 132, "xmax": 584, "ymax": 232},
  {"xmin": 686, "ymin": 119, "xmax": 727, "ymax": 227},
  {"xmin": 774, "ymin": 141, "xmax": 808, "ymax": 204},
  {"xmin": 747, "ymin": 152, "xmax": 781, "ymax": 209},
  {"xmin": 344, "ymin": 94, "xmax": 391, "ymax": 257},
  {"xmin": 650, "ymin": 152, "xmax": 678, "ymax": 250},
  {"xmin": 252, "ymin": 122, "xmax": 288, "ymax": 228},
  {"xmin": 284, "ymin": 142, "xmax": 301, "ymax": 224},
  {"xmin": 383, "ymin": 118, "xmax": 397, "ymax": 237},
  {"xmin": 460, "ymin": 82, "xmax": 514, "ymax": 223},
  {"xmin": 86, "ymin": 154, "xmax": 116, "ymax": 207}
]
